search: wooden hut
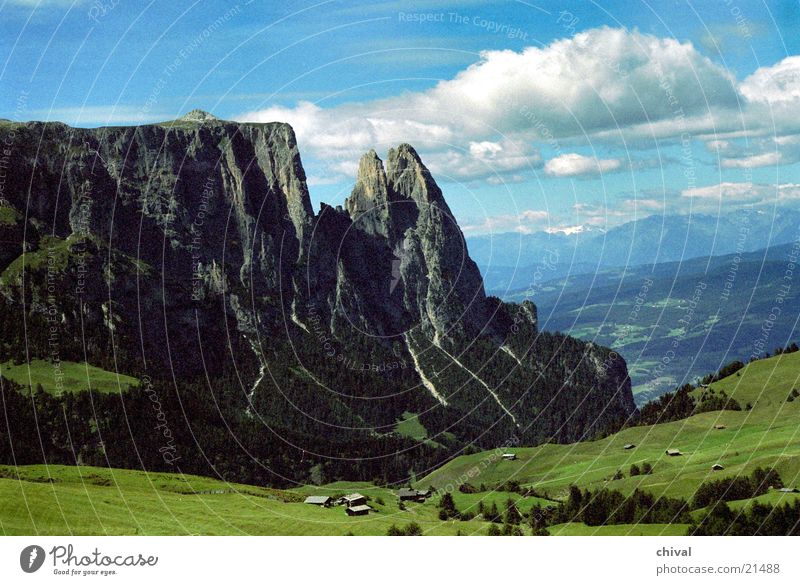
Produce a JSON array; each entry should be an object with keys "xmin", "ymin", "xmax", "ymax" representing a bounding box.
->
[
  {"xmin": 345, "ymin": 504, "xmax": 371, "ymax": 516},
  {"xmin": 342, "ymin": 493, "xmax": 367, "ymax": 507},
  {"xmin": 397, "ymin": 488, "xmax": 425, "ymax": 502}
]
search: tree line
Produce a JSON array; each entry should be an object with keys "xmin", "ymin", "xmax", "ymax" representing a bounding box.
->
[{"xmin": 423, "ymin": 465, "xmax": 796, "ymax": 536}]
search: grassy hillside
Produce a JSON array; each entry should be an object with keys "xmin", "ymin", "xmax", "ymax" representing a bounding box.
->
[
  {"xmin": 420, "ymin": 351, "xmax": 800, "ymax": 505},
  {"xmin": 0, "ymin": 465, "xmax": 507, "ymax": 536},
  {"xmin": 395, "ymin": 411, "xmax": 429, "ymax": 441},
  {"xmin": 692, "ymin": 352, "xmax": 800, "ymax": 411},
  {"xmin": 0, "ymin": 360, "xmax": 138, "ymax": 395},
  {"xmin": 1, "ymin": 351, "xmax": 797, "ymax": 535},
  {"xmin": 547, "ymin": 522, "xmax": 689, "ymax": 536}
]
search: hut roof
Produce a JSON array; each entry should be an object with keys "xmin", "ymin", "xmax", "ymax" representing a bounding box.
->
[{"xmin": 347, "ymin": 505, "xmax": 371, "ymax": 514}]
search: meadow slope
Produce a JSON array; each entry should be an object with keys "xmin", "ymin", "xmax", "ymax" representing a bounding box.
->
[{"xmin": 1, "ymin": 352, "xmax": 798, "ymax": 535}]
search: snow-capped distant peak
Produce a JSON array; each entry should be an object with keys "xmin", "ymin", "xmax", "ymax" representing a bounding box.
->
[{"xmin": 545, "ymin": 224, "xmax": 606, "ymax": 236}]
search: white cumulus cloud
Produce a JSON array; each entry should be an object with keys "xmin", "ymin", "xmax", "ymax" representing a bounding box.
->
[
  {"xmin": 721, "ymin": 152, "xmax": 781, "ymax": 169},
  {"xmin": 741, "ymin": 56, "xmax": 800, "ymax": 104},
  {"xmin": 682, "ymin": 182, "xmax": 800, "ymax": 202},
  {"xmin": 462, "ymin": 209, "xmax": 549, "ymax": 234},
  {"xmin": 238, "ymin": 27, "xmax": 749, "ymax": 184},
  {"xmin": 544, "ymin": 153, "xmax": 622, "ymax": 177}
]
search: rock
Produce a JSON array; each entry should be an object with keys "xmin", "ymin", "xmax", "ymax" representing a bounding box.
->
[
  {"xmin": 178, "ymin": 109, "xmax": 220, "ymax": 123},
  {"xmin": 0, "ymin": 116, "xmax": 636, "ymax": 450}
]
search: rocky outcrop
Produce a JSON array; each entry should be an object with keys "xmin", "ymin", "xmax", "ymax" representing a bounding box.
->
[
  {"xmin": 335, "ymin": 145, "xmax": 488, "ymax": 343},
  {"xmin": 0, "ymin": 114, "xmax": 312, "ymax": 376},
  {"xmin": 0, "ymin": 112, "xmax": 635, "ymax": 451}
]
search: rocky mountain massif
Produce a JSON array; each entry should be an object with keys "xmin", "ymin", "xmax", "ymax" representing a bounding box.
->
[{"xmin": 0, "ymin": 112, "xmax": 635, "ymax": 484}]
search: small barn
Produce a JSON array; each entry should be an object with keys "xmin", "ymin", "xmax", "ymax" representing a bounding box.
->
[
  {"xmin": 623, "ymin": 444, "xmax": 636, "ymax": 450},
  {"xmin": 665, "ymin": 449, "xmax": 683, "ymax": 456},
  {"xmin": 342, "ymin": 493, "xmax": 367, "ymax": 507},
  {"xmin": 714, "ymin": 424, "xmax": 727, "ymax": 430},
  {"xmin": 345, "ymin": 504, "xmax": 371, "ymax": 516},
  {"xmin": 502, "ymin": 453, "xmax": 517, "ymax": 461},
  {"xmin": 304, "ymin": 495, "xmax": 332, "ymax": 507},
  {"xmin": 711, "ymin": 463, "xmax": 725, "ymax": 471},
  {"xmin": 778, "ymin": 487, "xmax": 800, "ymax": 493}
]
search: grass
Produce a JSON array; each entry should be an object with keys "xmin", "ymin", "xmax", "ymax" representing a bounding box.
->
[
  {"xmin": 547, "ymin": 522, "xmax": 689, "ymax": 536},
  {"xmin": 450, "ymin": 490, "xmax": 556, "ymax": 515},
  {"xmin": 723, "ymin": 490, "xmax": 800, "ymax": 511},
  {"xmin": 1, "ymin": 233, "xmax": 151, "ymax": 286},
  {"xmin": 0, "ymin": 465, "xmax": 504, "ymax": 536},
  {"xmin": 0, "ymin": 463, "xmax": 703, "ymax": 536},
  {"xmin": 420, "ymin": 351, "xmax": 800, "ymax": 504},
  {"xmin": 393, "ymin": 411, "xmax": 447, "ymax": 448},
  {"xmin": 0, "ymin": 205, "xmax": 20, "ymax": 226},
  {"xmin": 1, "ymin": 360, "xmax": 139, "ymax": 395},
  {"xmin": 688, "ymin": 489, "xmax": 800, "ymax": 518},
  {"xmin": 0, "ymin": 235, "xmax": 72, "ymax": 284},
  {"xmin": 395, "ymin": 411, "xmax": 428, "ymax": 441},
  {"xmin": 1, "ymin": 352, "xmax": 797, "ymax": 535},
  {"xmin": 693, "ymin": 354, "xmax": 800, "ymax": 411}
]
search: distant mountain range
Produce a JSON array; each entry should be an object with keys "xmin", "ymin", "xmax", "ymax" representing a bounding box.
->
[
  {"xmin": 500, "ymin": 241, "xmax": 800, "ymax": 402},
  {"xmin": 468, "ymin": 209, "xmax": 800, "ymax": 293}
]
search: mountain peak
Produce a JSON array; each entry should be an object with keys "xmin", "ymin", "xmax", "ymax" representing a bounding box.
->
[
  {"xmin": 356, "ymin": 149, "xmax": 384, "ymax": 179},
  {"xmin": 394, "ymin": 142, "xmax": 420, "ymax": 157},
  {"xmin": 387, "ymin": 143, "xmax": 424, "ymax": 170},
  {"xmin": 344, "ymin": 149, "xmax": 393, "ymax": 239},
  {"xmin": 545, "ymin": 224, "xmax": 606, "ymax": 236},
  {"xmin": 363, "ymin": 148, "xmax": 380, "ymax": 161},
  {"xmin": 345, "ymin": 144, "xmax": 450, "ymax": 240},
  {"xmin": 178, "ymin": 109, "xmax": 219, "ymax": 123},
  {"xmin": 385, "ymin": 143, "xmax": 447, "ymax": 211}
]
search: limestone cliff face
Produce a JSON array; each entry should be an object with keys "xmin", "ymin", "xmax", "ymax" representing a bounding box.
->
[
  {"xmin": 0, "ymin": 114, "xmax": 313, "ymax": 374},
  {"xmin": 343, "ymin": 150, "xmax": 392, "ymax": 239},
  {"xmin": 0, "ymin": 113, "xmax": 635, "ymax": 449}
]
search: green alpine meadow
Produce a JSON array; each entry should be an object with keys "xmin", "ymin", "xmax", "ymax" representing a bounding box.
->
[
  {"xmin": 2, "ymin": 339, "xmax": 798, "ymax": 535},
  {"xmin": 2, "ymin": 2, "xmax": 800, "ymax": 551}
]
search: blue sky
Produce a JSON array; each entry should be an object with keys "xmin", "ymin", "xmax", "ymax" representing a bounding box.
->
[{"xmin": 3, "ymin": 0, "xmax": 800, "ymax": 234}]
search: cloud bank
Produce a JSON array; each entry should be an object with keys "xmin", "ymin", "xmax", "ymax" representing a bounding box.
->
[{"xmin": 240, "ymin": 27, "xmax": 800, "ymax": 186}]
